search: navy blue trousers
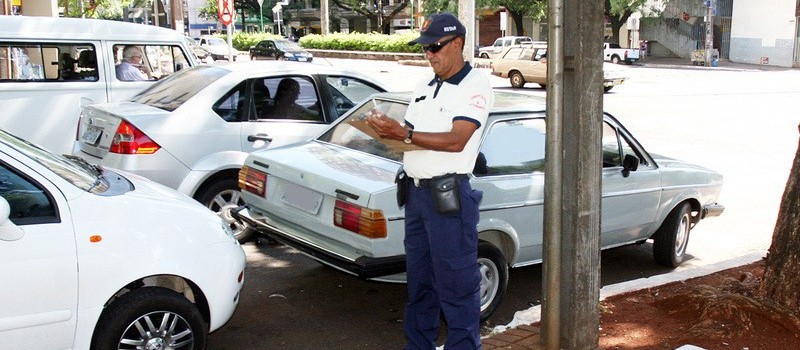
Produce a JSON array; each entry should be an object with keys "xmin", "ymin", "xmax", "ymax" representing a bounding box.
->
[{"xmin": 403, "ymin": 177, "xmax": 482, "ymax": 350}]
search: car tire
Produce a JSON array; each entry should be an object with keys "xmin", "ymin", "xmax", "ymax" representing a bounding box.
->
[
  {"xmin": 250, "ymin": 54, "xmax": 256, "ymax": 61},
  {"xmin": 198, "ymin": 178, "xmax": 255, "ymax": 243},
  {"xmin": 480, "ymin": 53, "xmax": 489, "ymax": 59},
  {"xmin": 604, "ymin": 86, "xmax": 613, "ymax": 93},
  {"xmin": 653, "ymin": 202, "xmax": 692, "ymax": 268},
  {"xmin": 611, "ymin": 55, "xmax": 621, "ymax": 64},
  {"xmin": 509, "ymin": 71, "xmax": 526, "ymax": 88},
  {"xmin": 91, "ymin": 287, "xmax": 207, "ymax": 350},
  {"xmin": 478, "ymin": 241, "xmax": 508, "ymax": 321}
]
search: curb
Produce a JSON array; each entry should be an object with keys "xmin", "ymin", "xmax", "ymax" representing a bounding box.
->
[{"xmin": 488, "ymin": 251, "xmax": 766, "ymax": 334}]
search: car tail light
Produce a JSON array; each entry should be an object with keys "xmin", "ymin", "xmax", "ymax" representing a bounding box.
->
[
  {"xmin": 334, "ymin": 199, "xmax": 387, "ymax": 239},
  {"xmin": 239, "ymin": 166, "xmax": 267, "ymax": 197},
  {"xmin": 109, "ymin": 120, "xmax": 160, "ymax": 154}
]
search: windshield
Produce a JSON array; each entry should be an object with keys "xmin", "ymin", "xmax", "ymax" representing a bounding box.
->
[
  {"xmin": 130, "ymin": 65, "xmax": 228, "ymax": 111},
  {"xmin": 318, "ymin": 97, "xmax": 408, "ymax": 162},
  {"xmin": 0, "ymin": 129, "xmax": 108, "ymax": 193},
  {"xmin": 275, "ymin": 40, "xmax": 302, "ymax": 51},
  {"xmin": 206, "ymin": 37, "xmax": 226, "ymax": 46}
]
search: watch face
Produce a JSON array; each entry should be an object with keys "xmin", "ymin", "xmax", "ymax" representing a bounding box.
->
[{"xmin": 404, "ymin": 138, "xmax": 412, "ymax": 144}]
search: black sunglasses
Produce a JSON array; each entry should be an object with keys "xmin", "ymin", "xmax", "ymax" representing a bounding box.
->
[{"xmin": 422, "ymin": 36, "xmax": 458, "ymax": 54}]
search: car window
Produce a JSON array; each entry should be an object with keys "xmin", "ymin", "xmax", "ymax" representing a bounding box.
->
[
  {"xmin": 257, "ymin": 76, "xmax": 321, "ymax": 121},
  {"xmin": 0, "ymin": 162, "xmax": 58, "ymax": 225},
  {"xmin": 132, "ymin": 65, "xmax": 227, "ymax": 111},
  {"xmin": 213, "ymin": 81, "xmax": 247, "ymax": 122},
  {"xmin": 0, "ymin": 42, "xmax": 98, "ymax": 81},
  {"xmin": 475, "ymin": 118, "xmax": 547, "ymax": 177},
  {"xmin": 112, "ymin": 44, "xmax": 191, "ymax": 81},
  {"xmin": 602, "ymin": 122, "xmax": 622, "ymax": 167},
  {"xmin": 493, "ymin": 39, "xmax": 503, "ymax": 47},
  {"xmin": 317, "ymin": 98, "xmax": 408, "ymax": 162},
  {"xmin": 325, "ymin": 76, "xmax": 384, "ymax": 118},
  {"xmin": 502, "ymin": 47, "xmax": 525, "ymax": 60},
  {"xmin": 520, "ymin": 49, "xmax": 534, "ymax": 61}
]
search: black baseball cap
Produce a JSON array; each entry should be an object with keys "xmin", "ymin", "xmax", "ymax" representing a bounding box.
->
[{"xmin": 408, "ymin": 12, "xmax": 466, "ymax": 45}]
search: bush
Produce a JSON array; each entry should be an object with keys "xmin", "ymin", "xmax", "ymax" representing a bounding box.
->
[{"xmin": 299, "ymin": 32, "xmax": 423, "ymax": 53}]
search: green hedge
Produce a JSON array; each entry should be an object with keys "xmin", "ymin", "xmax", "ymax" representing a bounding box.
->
[
  {"xmin": 219, "ymin": 31, "xmax": 424, "ymax": 53},
  {"xmin": 299, "ymin": 32, "xmax": 423, "ymax": 53}
]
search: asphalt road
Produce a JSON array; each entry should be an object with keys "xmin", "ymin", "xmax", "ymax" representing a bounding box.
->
[{"xmin": 207, "ymin": 58, "xmax": 800, "ymax": 349}]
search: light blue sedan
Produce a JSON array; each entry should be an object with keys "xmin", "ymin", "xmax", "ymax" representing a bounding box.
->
[{"xmin": 235, "ymin": 91, "xmax": 725, "ymax": 320}]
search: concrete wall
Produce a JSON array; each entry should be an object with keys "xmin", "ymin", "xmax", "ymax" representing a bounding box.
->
[{"xmin": 729, "ymin": 0, "xmax": 797, "ymax": 67}]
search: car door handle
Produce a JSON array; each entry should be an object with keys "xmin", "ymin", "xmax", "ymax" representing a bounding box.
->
[{"xmin": 248, "ymin": 134, "xmax": 273, "ymax": 143}]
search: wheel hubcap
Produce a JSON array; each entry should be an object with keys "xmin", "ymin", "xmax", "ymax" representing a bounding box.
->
[
  {"xmin": 674, "ymin": 213, "xmax": 690, "ymax": 257},
  {"xmin": 207, "ymin": 189, "xmax": 248, "ymax": 238},
  {"xmin": 478, "ymin": 257, "xmax": 499, "ymax": 312},
  {"xmin": 119, "ymin": 311, "xmax": 194, "ymax": 350}
]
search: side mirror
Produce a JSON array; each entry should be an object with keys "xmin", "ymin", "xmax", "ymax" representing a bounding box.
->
[
  {"xmin": 622, "ymin": 154, "xmax": 639, "ymax": 178},
  {"xmin": 176, "ymin": 62, "xmax": 184, "ymax": 71},
  {"xmin": 0, "ymin": 197, "xmax": 24, "ymax": 241}
]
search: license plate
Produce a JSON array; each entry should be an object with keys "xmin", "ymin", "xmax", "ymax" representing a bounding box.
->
[
  {"xmin": 298, "ymin": 57, "xmax": 307, "ymax": 62},
  {"xmin": 81, "ymin": 126, "xmax": 102, "ymax": 145},
  {"xmin": 281, "ymin": 182, "xmax": 323, "ymax": 215}
]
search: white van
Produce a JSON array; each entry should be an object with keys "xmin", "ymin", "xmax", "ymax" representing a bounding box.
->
[{"xmin": 0, "ymin": 16, "xmax": 196, "ymax": 154}]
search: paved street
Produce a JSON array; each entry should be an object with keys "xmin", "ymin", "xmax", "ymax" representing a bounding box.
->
[{"xmin": 207, "ymin": 58, "xmax": 800, "ymax": 349}]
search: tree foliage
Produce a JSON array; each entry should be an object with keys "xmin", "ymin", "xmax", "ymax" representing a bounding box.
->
[
  {"xmin": 328, "ymin": 0, "xmax": 409, "ymax": 34},
  {"xmin": 481, "ymin": 0, "xmax": 546, "ymax": 36},
  {"xmin": 604, "ymin": 0, "xmax": 647, "ymax": 44},
  {"xmin": 60, "ymin": 0, "xmax": 130, "ymax": 19}
]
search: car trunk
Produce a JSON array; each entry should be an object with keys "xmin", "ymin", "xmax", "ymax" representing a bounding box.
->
[{"xmin": 244, "ymin": 141, "xmax": 405, "ymax": 259}]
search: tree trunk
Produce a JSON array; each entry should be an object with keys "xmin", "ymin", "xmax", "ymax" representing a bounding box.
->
[
  {"xmin": 759, "ymin": 124, "xmax": 800, "ymax": 312},
  {"xmin": 510, "ymin": 11, "xmax": 525, "ymax": 36}
]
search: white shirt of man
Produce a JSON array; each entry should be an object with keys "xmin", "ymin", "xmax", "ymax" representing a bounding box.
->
[
  {"xmin": 116, "ymin": 61, "xmax": 148, "ymax": 81},
  {"xmin": 402, "ymin": 63, "xmax": 493, "ymax": 179}
]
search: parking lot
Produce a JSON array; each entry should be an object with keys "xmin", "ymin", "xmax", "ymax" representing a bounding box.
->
[{"xmin": 205, "ymin": 58, "xmax": 800, "ymax": 349}]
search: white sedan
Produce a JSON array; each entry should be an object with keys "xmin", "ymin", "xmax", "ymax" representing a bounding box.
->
[
  {"xmin": 73, "ymin": 62, "xmax": 387, "ymax": 242},
  {"xmin": 0, "ymin": 128, "xmax": 245, "ymax": 349},
  {"xmin": 235, "ymin": 91, "xmax": 725, "ymax": 321}
]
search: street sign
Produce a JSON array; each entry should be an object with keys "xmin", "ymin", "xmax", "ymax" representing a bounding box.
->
[{"xmin": 218, "ymin": 0, "xmax": 235, "ymax": 26}]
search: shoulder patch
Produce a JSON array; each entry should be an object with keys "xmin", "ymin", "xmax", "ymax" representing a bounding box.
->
[{"xmin": 469, "ymin": 94, "xmax": 488, "ymax": 111}]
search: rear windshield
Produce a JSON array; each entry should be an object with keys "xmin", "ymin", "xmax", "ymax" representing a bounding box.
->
[
  {"xmin": 130, "ymin": 65, "xmax": 228, "ymax": 111},
  {"xmin": 318, "ymin": 98, "xmax": 408, "ymax": 162}
]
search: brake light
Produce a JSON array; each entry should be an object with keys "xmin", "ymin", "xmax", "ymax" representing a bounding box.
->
[
  {"xmin": 333, "ymin": 199, "xmax": 387, "ymax": 239},
  {"xmin": 109, "ymin": 120, "xmax": 160, "ymax": 154},
  {"xmin": 239, "ymin": 166, "xmax": 267, "ymax": 197}
]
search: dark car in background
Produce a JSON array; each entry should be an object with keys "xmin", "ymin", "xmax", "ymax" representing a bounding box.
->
[{"xmin": 249, "ymin": 39, "xmax": 313, "ymax": 62}]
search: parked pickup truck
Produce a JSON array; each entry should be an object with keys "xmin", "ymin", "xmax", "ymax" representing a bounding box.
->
[{"xmin": 604, "ymin": 42, "xmax": 640, "ymax": 65}]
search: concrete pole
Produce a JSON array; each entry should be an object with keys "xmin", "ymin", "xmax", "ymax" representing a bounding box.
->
[
  {"xmin": 321, "ymin": 0, "xmax": 329, "ymax": 35},
  {"xmin": 541, "ymin": 0, "xmax": 604, "ymax": 348},
  {"xmin": 704, "ymin": 0, "xmax": 715, "ymax": 67},
  {"xmin": 457, "ymin": 0, "xmax": 475, "ymax": 63}
]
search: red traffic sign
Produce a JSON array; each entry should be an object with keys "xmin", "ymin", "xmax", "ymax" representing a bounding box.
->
[{"xmin": 218, "ymin": 0, "xmax": 235, "ymax": 26}]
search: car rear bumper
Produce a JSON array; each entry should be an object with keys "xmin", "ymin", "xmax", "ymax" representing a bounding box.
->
[{"xmin": 231, "ymin": 206, "xmax": 406, "ymax": 279}]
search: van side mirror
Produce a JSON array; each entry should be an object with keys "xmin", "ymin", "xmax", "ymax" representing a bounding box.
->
[
  {"xmin": 0, "ymin": 197, "xmax": 24, "ymax": 241},
  {"xmin": 622, "ymin": 154, "xmax": 639, "ymax": 178}
]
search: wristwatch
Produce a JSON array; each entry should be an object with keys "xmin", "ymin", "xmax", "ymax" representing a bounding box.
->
[{"xmin": 403, "ymin": 128, "xmax": 414, "ymax": 144}]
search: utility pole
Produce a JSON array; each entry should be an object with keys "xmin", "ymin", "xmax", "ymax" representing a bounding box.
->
[
  {"xmin": 704, "ymin": 0, "xmax": 715, "ymax": 67},
  {"xmin": 541, "ymin": 0, "xmax": 604, "ymax": 348}
]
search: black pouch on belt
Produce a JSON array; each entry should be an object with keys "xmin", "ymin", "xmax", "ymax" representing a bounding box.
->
[
  {"xmin": 395, "ymin": 168, "xmax": 408, "ymax": 208},
  {"xmin": 430, "ymin": 173, "xmax": 461, "ymax": 215}
]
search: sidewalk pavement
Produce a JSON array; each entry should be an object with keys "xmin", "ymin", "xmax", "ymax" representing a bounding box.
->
[{"xmin": 477, "ymin": 252, "xmax": 764, "ymax": 350}]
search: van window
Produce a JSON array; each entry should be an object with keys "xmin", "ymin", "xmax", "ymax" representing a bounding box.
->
[
  {"xmin": 112, "ymin": 44, "xmax": 191, "ymax": 81},
  {"xmin": 0, "ymin": 42, "xmax": 98, "ymax": 82}
]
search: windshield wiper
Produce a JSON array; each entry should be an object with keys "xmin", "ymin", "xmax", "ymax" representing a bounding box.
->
[{"xmin": 62, "ymin": 154, "xmax": 103, "ymax": 176}]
